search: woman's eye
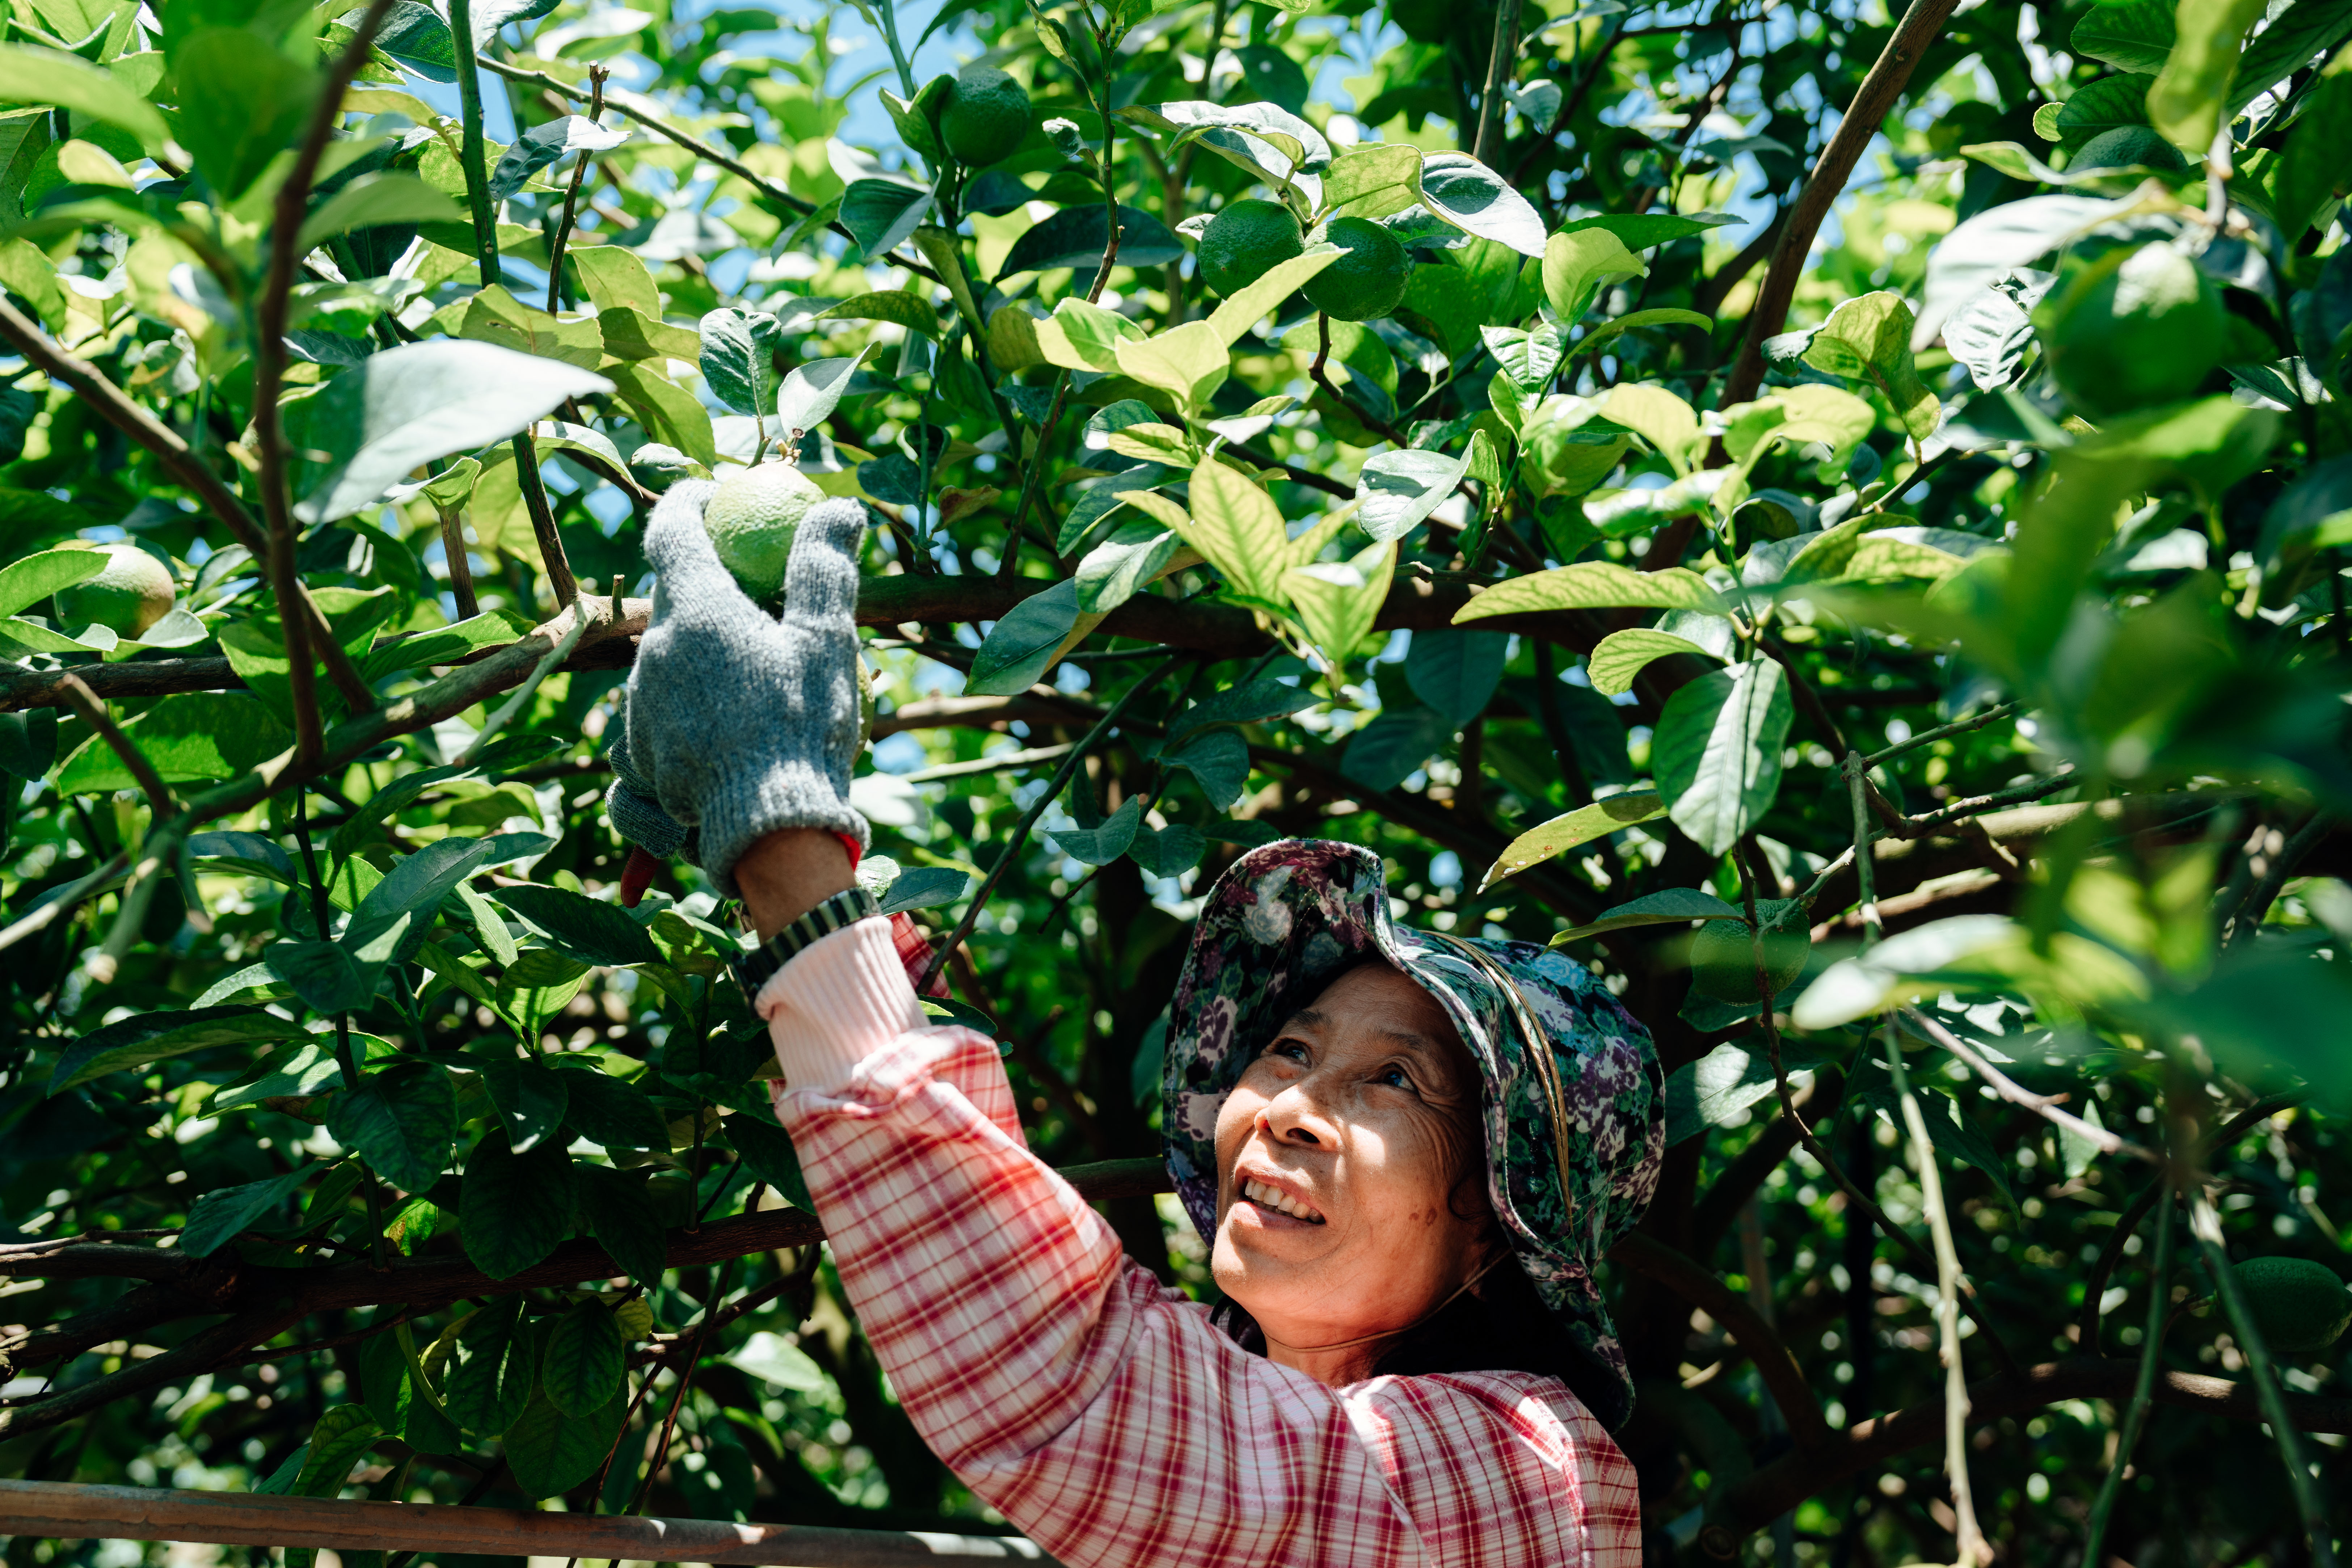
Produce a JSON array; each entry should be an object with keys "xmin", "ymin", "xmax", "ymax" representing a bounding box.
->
[
  {"xmin": 1375, "ymin": 1066, "xmax": 1413, "ymax": 1090},
  {"xmin": 1269, "ymin": 1040, "xmax": 1308, "ymax": 1063}
]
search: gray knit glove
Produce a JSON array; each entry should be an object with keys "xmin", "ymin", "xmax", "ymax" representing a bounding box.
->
[
  {"xmin": 623, "ymin": 479, "xmax": 873, "ymax": 895},
  {"xmin": 603, "ymin": 704, "xmax": 688, "ymax": 859}
]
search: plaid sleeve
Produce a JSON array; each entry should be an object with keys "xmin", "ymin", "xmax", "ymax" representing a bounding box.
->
[{"xmin": 779, "ymin": 1027, "xmax": 1643, "ymax": 1567}]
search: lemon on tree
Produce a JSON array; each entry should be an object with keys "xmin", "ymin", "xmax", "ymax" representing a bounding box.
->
[
  {"xmin": 2070, "ymin": 126, "xmax": 2187, "ymax": 172},
  {"xmin": 1302, "ymin": 216, "xmax": 1410, "ymax": 322},
  {"xmin": 2033, "ymin": 240, "xmax": 2225, "ymax": 418},
  {"xmin": 1196, "ymin": 199, "xmax": 1304, "ymax": 298},
  {"xmin": 55, "ymin": 542, "xmax": 175, "ymax": 639},
  {"xmin": 703, "ymin": 461, "xmax": 825, "ymax": 599},
  {"xmin": 2232, "ymin": 1257, "xmax": 2352, "ymax": 1354},
  {"xmin": 1689, "ymin": 899, "xmax": 1814, "ymax": 1003},
  {"xmin": 941, "ymin": 66, "xmax": 1031, "ymax": 167}
]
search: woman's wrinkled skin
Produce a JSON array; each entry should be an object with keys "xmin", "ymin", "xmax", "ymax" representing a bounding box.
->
[{"xmin": 1211, "ymin": 961, "xmax": 1498, "ymax": 1387}]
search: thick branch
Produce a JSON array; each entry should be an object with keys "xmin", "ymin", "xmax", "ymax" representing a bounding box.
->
[{"xmin": 1717, "ymin": 0, "xmax": 1961, "ymax": 406}]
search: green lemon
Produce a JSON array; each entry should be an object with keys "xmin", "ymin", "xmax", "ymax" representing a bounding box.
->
[
  {"xmin": 2035, "ymin": 241, "xmax": 2225, "ymax": 418},
  {"xmin": 2233, "ymin": 1257, "xmax": 2352, "ymax": 1354},
  {"xmin": 2071, "ymin": 126, "xmax": 2187, "ymax": 172},
  {"xmin": 1302, "ymin": 216, "xmax": 1411, "ymax": 323},
  {"xmin": 54, "ymin": 543, "xmax": 175, "ymax": 639},
  {"xmin": 703, "ymin": 462, "xmax": 825, "ymax": 598},
  {"xmin": 1689, "ymin": 899, "xmax": 1813, "ymax": 1003},
  {"xmin": 1196, "ymin": 198, "xmax": 1305, "ymax": 298},
  {"xmin": 940, "ymin": 66, "xmax": 1031, "ymax": 167}
]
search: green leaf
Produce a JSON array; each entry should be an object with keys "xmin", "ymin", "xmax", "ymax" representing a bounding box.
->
[
  {"xmin": 557, "ymin": 1066, "xmax": 669, "ymax": 1151},
  {"xmin": 460, "ymin": 1132, "xmax": 577, "ymax": 1281},
  {"xmin": 776, "ymin": 349, "xmax": 871, "ymax": 436},
  {"xmin": 444, "ymin": 1296, "xmax": 532, "ymax": 1436},
  {"xmin": 0, "ymin": 706, "xmax": 56, "ymax": 780},
  {"xmin": 361, "ymin": 610, "xmax": 536, "ymax": 681},
  {"xmin": 1556, "ymin": 211, "xmax": 1741, "ymax": 250},
  {"xmin": 1050, "ymin": 794, "xmax": 1145, "ymax": 864},
  {"xmin": 1482, "ymin": 323, "xmax": 1565, "ymax": 393},
  {"xmin": 479, "ymin": 1058, "xmax": 571, "ymax": 1154},
  {"xmin": 499, "ymin": 948, "xmax": 592, "ymax": 1042},
  {"xmin": 2150, "ymin": 0, "xmax": 2268, "ymax": 152},
  {"xmin": 725, "ymin": 1114, "xmax": 814, "ymax": 1210},
  {"xmin": 1169, "ymin": 678, "xmax": 1320, "ymax": 735},
  {"xmin": 502, "ymin": 1385, "xmax": 624, "ymax": 1499},
  {"xmin": 0, "ymin": 545, "xmax": 102, "ymax": 618},
  {"xmin": 1341, "ymin": 705, "xmax": 1451, "ymax": 792},
  {"xmin": 212, "ymin": 1039, "xmax": 345, "ymax": 1112},
  {"xmin": 816, "ymin": 289, "xmax": 943, "ymax": 340},
  {"xmin": 327, "ymin": 1061, "xmax": 456, "ymax": 1193},
  {"xmin": 1282, "ymin": 538, "xmax": 1395, "ymax": 673},
  {"xmin": 1416, "ymin": 151, "xmax": 1546, "ymax": 256},
  {"xmin": 486, "ymin": 114, "xmax": 627, "ymax": 204},
  {"xmin": 1321, "ymin": 143, "xmax": 1424, "ymax": 220},
  {"xmin": 1653, "ymin": 659, "xmax": 1793, "ymax": 856},
  {"xmin": 0, "ymin": 44, "xmax": 167, "ymax": 153},
  {"xmin": 1113, "ymin": 319, "xmax": 1229, "ymax": 409},
  {"xmin": 1183, "ymin": 456, "xmax": 1293, "ymax": 603},
  {"xmin": 182, "ymin": 1165, "xmax": 315, "ymax": 1257},
  {"xmin": 2273, "ymin": 62, "xmax": 2352, "ymax": 239},
  {"xmin": 54, "ymin": 692, "xmax": 293, "ymax": 793},
  {"xmin": 879, "ymin": 867, "xmax": 969, "ymax": 914},
  {"xmin": 1454, "ymin": 561, "xmax": 1726, "ymax": 621},
  {"xmin": 263, "ymin": 939, "xmax": 375, "ymax": 1014},
  {"xmin": 289, "ymin": 1405, "xmax": 384, "ymax": 1497},
  {"xmin": 459, "ymin": 285, "xmax": 605, "ymax": 371},
  {"xmin": 1543, "ymin": 228, "xmax": 1647, "ymax": 323},
  {"xmin": 1600, "ymin": 383, "xmax": 1704, "ymax": 475},
  {"xmin": 49, "ymin": 1006, "xmax": 308, "ymax": 1094},
  {"xmin": 1073, "ymin": 520, "xmax": 1195, "ymax": 614},
  {"xmin": 2057, "ymin": 73, "xmax": 2155, "ymax": 151},
  {"xmin": 568, "ymin": 245, "xmax": 661, "ymax": 315},
  {"xmin": 345, "ymin": 836, "xmax": 501, "ymax": 960},
  {"xmin": 695, "ymin": 307, "xmax": 784, "ymax": 419},
  {"xmin": 491, "ymin": 883, "xmax": 662, "ymax": 967},
  {"xmin": 1480, "ymin": 793, "xmax": 1668, "ymax": 893},
  {"xmin": 1206, "ymin": 245, "xmax": 1343, "ymax": 348},
  {"xmin": 1354, "ymin": 445, "xmax": 1474, "ymax": 544},
  {"xmin": 838, "ymin": 178, "xmax": 933, "ymax": 260},
  {"xmin": 288, "ymin": 340, "xmax": 611, "ymax": 525},
  {"xmin": 577, "ymin": 1163, "xmax": 669, "ymax": 1288},
  {"xmin": 2073, "ymin": 0, "xmax": 2176, "ymax": 72},
  {"xmin": 1548, "ymin": 886, "xmax": 1745, "ymax": 946},
  {"xmin": 298, "ymin": 173, "xmax": 463, "ymax": 253},
  {"xmin": 1795, "ymin": 291, "xmax": 1940, "ymax": 442},
  {"xmin": 966, "ymin": 577, "xmax": 1082, "ymax": 696},
  {"xmin": 1405, "ymin": 629, "xmax": 1509, "ymax": 726},
  {"xmin": 1160, "ymin": 726, "xmax": 1250, "ymax": 810},
  {"xmin": 540, "ymin": 1299, "xmax": 625, "ymax": 1417},
  {"xmin": 996, "ymin": 202, "xmax": 1184, "ymax": 277},
  {"xmin": 1587, "ymin": 628, "xmax": 1728, "ymax": 696}
]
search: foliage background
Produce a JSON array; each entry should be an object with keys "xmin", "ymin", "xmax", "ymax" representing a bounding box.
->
[{"xmin": 0, "ymin": 0, "xmax": 2349, "ymax": 1559}]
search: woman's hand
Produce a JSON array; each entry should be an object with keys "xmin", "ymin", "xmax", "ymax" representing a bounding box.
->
[{"xmin": 610, "ymin": 478, "xmax": 873, "ymax": 903}]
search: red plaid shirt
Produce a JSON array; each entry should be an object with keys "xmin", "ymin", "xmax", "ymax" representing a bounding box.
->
[{"xmin": 771, "ymin": 941, "xmax": 1644, "ymax": 1568}]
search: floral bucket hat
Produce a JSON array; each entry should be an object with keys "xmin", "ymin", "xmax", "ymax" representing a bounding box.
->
[{"xmin": 1163, "ymin": 839, "xmax": 1665, "ymax": 1428}]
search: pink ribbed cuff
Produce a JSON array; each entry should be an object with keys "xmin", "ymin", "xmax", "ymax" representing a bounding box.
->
[{"xmin": 754, "ymin": 916, "xmax": 927, "ymax": 1093}]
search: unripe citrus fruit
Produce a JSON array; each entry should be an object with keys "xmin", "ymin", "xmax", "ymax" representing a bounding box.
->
[
  {"xmin": 1196, "ymin": 198, "xmax": 1304, "ymax": 298},
  {"xmin": 2035, "ymin": 241, "xmax": 2224, "ymax": 418},
  {"xmin": 2233, "ymin": 1257, "xmax": 2352, "ymax": 1354},
  {"xmin": 941, "ymin": 66, "xmax": 1031, "ymax": 167},
  {"xmin": 2072, "ymin": 126, "xmax": 2186, "ymax": 172},
  {"xmin": 1302, "ymin": 216, "xmax": 1410, "ymax": 322},
  {"xmin": 703, "ymin": 462, "xmax": 824, "ymax": 598},
  {"xmin": 1689, "ymin": 899, "xmax": 1813, "ymax": 1003},
  {"xmin": 55, "ymin": 543, "xmax": 175, "ymax": 639}
]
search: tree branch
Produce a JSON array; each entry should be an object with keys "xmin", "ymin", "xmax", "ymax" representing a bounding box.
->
[
  {"xmin": 1610, "ymin": 1232, "xmax": 1830, "ymax": 1450},
  {"xmin": 53, "ymin": 673, "xmax": 175, "ymax": 820},
  {"xmin": 1717, "ymin": 0, "xmax": 1962, "ymax": 407},
  {"xmin": 0, "ymin": 303, "xmax": 375, "ymax": 716}
]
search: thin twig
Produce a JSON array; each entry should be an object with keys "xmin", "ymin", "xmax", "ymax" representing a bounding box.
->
[
  {"xmin": 544, "ymin": 65, "xmax": 610, "ymax": 311},
  {"xmin": 54, "ymin": 674, "xmax": 175, "ymax": 820},
  {"xmin": 1898, "ymin": 1005, "xmax": 2157, "ymax": 1163},
  {"xmin": 1310, "ymin": 313, "xmax": 1409, "ymax": 447},
  {"xmin": 254, "ymin": 0, "xmax": 401, "ymax": 766},
  {"xmin": 1865, "ymin": 701, "xmax": 2022, "ymax": 770},
  {"xmin": 916, "ymin": 656, "xmax": 1186, "ymax": 992},
  {"xmin": 2082, "ymin": 1159, "xmax": 2173, "ymax": 1567}
]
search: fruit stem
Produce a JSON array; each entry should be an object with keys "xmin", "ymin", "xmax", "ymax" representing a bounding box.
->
[{"xmin": 2082, "ymin": 1156, "xmax": 2175, "ymax": 1568}]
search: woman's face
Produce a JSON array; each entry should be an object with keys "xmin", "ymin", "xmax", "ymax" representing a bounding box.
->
[{"xmin": 1210, "ymin": 961, "xmax": 1495, "ymax": 1382}]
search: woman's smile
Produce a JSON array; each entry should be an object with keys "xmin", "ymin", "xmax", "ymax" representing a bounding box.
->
[{"xmin": 1235, "ymin": 1170, "xmax": 1327, "ymax": 1225}]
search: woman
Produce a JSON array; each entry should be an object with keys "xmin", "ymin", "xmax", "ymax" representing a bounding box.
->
[{"xmin": 608, "ymin": 484, "xmax": 1667, "ymax": 1565}]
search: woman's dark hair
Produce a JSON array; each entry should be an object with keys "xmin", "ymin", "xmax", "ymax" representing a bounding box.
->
[{"xmin": 1208, "ymin": 1258, "xmax": 1617, "ymax": 1413}]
